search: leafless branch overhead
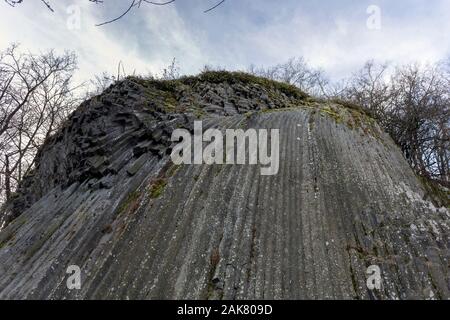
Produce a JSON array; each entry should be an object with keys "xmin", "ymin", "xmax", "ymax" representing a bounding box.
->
[{"xmin": 3, "ymin": 0, "xmax": 227, "ymax": 26}]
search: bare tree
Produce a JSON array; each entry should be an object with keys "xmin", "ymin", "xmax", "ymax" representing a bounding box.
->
[
  {"xmin": 337, "ymin": 60, "xmax": 449, "ymax": 182},
  {"xmin": 340, "ymin": 60, "xmax": 392, "ymax": 121},
  {"xmin": 85, "ymin": 57, "xmax": 180, "ymax": 99},
  {"xmin": 86, "ymin": 72, "xmax": 117, "ymax": 98},
  {"xmin": 0, "ymin": 44, "xmax": 78, "ymax": 205},
  {"xmin": 84, "ymin": 61, "xmax": 129, "ymax": 99},
  {"xmin": 387, "ymin": 63, "xmax": 449, "ymax": 180},
  {"xmin": 249, "ymin": 57, "xmax": 327, "ymax": 96},
  {"xmin": 161, "ymin": 58, "xmax": 180, "ymax": 80}
]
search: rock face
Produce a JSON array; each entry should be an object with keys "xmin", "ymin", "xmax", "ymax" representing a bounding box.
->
[{"xmin": 0, "ymin": 72, "xmax": 448, "ymax": 299}]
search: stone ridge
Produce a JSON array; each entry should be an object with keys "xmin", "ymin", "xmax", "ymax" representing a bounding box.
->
[{"xmin": 0, "ymin": 72, "xmax": 311, "ymax": 227}]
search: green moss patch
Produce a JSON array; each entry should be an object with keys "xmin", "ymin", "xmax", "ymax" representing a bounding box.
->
[
  {"xmin": 118, "ymin": 190, "xmax": 141, "ymax": 215},
  {"xmin": 149, "ymin": 178, "xmax": 167, "ymax": 199},
  {"xmin": 418, "ymin": 176, "xmax": 450, "ymax": 208},
  {"xmin": 320, "ymin": 106, "xmax": 342, "ymax": 123}
]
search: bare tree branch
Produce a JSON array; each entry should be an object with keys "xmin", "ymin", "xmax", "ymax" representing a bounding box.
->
[{"xmin": 4, "ymin": 0, "xmax": 227, "ymax": 26}]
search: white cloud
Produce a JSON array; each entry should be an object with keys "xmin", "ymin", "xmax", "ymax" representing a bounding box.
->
[
  {"xmin": 227, "ymin": 1, "xmax": 450, "ymax": 79},
  {"xmin": 0, "ymin": 0, "xmax": 449, "ymax": 84},
  {"xmin": 0, "ymin": 1, "xmax": 205, "ymax": 84}
]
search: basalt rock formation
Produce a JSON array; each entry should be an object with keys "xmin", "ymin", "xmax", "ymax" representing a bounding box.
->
[{"xmin": 0, "ymin": 72, "xmax": 448, "ymax": 299}]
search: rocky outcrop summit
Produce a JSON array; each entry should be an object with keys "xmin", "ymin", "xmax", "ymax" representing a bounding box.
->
[{"xmin": 0, "ymin": 72, "xmax": 448, "ymax": 299}]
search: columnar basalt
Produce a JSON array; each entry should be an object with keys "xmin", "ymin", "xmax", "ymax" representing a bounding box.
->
[{"xmin": 0, "ymin": 72, "xmax": 448, "ymax": 299}]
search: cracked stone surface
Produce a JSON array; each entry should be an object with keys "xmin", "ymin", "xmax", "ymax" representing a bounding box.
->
[{"xmin": 0, "ymin": 74, "xmax": 448, "ymax": 299}]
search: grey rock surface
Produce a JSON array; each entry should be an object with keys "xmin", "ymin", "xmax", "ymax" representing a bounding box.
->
[{"xmin": 0, "ymin": 74, "xmax": 448, "ymax": 299}]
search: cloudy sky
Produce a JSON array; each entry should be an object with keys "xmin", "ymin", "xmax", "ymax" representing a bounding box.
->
[{"xmin": 1, "ymin": 0, "xmax": 449, "ymax": 84}]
